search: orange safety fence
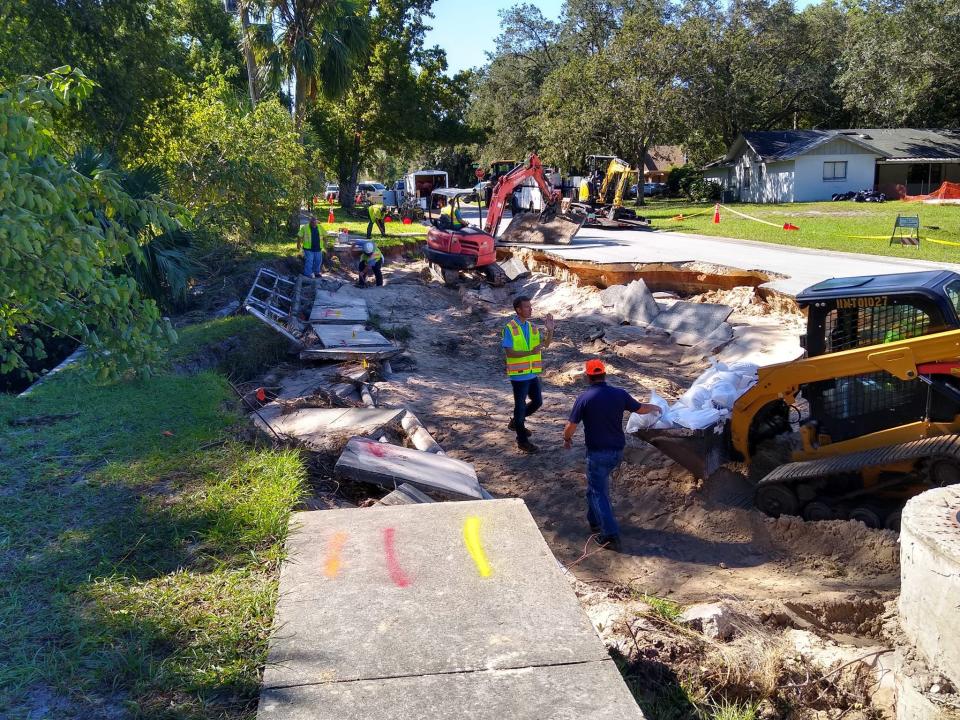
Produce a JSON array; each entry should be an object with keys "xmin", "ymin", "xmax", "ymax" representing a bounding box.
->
[{"xmin": 904, "ymin": 181, "xmax": 960, "ymax": 204}]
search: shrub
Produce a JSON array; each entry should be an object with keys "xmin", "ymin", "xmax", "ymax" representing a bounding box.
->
[{"xmin": 688, "ymin": 178, "xmax": 723, "ymax": 202}]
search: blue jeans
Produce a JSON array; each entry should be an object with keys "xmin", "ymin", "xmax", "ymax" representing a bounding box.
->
[
  {"xmin": 586, "ymin": 449, "xmax": 623, "ymax": 538},
  {"xmin": 303, "ymin": 250, "xmax": 323, "ymax": 276},
  {"xmin": 511, "ymin": 376, "xmax": 543, "ymax": 443}
]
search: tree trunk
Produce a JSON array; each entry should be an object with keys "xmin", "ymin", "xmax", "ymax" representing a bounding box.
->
[
  {"xmin": 635, "ymin": 141, "xmax": 648, "ymax": 206},
  {"xmin": 239, "ymin": 3, "xmax": 259, "ymax": 108},
  {"xmin": 337, "ymin": 130, "xmax": 363, "ymax": 211}
]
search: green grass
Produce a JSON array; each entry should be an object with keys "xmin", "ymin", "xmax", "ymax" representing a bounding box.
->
[
  {"xmin": 0, "ymin": 321, "xmax": 307, "ymax": 718},
  {"xmin": 641, "ymin": 199, "xmax": 960, "ymax": 263},
  {"xmin": 641, "ymin": 593, "xmax": 685, "ymax": 624}
]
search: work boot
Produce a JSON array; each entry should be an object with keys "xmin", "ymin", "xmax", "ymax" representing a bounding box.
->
[
  {"xmin": 507, "ymin": 418, "xmax": 532, "ymax": 438},
  {"xmin": 517, "ymin": 440, "xmax": 539, "ymax": 454},
  {"xmin": 598, "ymin": 535, "xmax": 622, "ymax": 552}
]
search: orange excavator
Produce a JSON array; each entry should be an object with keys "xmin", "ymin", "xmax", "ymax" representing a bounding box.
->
[{"xmin": 425, "ymin": 154, "xmax": 585, "ymax": 285}]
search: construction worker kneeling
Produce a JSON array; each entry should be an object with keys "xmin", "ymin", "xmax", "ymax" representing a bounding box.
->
[{"xmin": 357, "ymin": 241, "xmax": 384, "ymax": 288}]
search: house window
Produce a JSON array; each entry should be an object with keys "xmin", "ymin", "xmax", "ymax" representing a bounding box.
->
[
  {"xmin": 743, "ymin": 165, "xmax": 751, "ymax": 189},
  {"xmin": 823, "ymin": 161, "xmax": 848, "ymax": 181}
]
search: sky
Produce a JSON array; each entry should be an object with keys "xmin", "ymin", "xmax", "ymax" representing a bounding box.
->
[
  {"xmin": 424, "ymin": 0, "xmax": 816, "ymax": 76},
  {"xmin": 424, "ymin": 0, "xmax": 565, "ymax": 75}
]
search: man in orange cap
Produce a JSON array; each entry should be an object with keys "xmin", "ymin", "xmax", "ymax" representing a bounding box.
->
[{"xmin": 563, "ymin": 358, "xmax": 661, "ymax": 552}]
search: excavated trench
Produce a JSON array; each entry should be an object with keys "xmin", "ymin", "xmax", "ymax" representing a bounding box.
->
[{"xmin": 500, "ymin": 246, "xmax": 794, "ymax": 303}]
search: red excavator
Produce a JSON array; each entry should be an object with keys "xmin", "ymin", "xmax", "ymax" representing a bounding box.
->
[{"xmin": 425, "ymin": 154, "xmax": 585, "ymax": 285}]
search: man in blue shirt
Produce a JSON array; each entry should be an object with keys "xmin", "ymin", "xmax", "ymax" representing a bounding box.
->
[
  {"xmin": 563, "ymin": 358, "xmax": 661, "ymax": 552},
  {"xmin": 502, "ymin": 295, "xmax": 555, "ymax": 453}
]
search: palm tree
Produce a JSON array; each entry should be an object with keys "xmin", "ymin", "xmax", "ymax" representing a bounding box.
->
[{"xmin": 252, "ymin": 0, "xmax": 369, "ymax": 130}]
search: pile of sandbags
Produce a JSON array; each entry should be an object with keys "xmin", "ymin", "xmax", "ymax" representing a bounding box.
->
[{"xmin": 627, "ymin": 360, "xmax": 759, "ymax": 431}]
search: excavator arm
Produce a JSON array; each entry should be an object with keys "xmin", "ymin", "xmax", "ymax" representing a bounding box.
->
[
  {"xmin": 731, "ymin": 328, "xmax": 960, "ymax": 460},
  {"xmin": 483, "ymin": 154, "xmax": 561, "ymax": 235},
  {"xmin": 598, "ymin": 157, "xmax": 633, "ymax": 207}
]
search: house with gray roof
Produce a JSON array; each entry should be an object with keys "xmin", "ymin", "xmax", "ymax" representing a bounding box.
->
[{"xmin": 703, "ymin": 129, "xmax": 960, "ymax": 203}]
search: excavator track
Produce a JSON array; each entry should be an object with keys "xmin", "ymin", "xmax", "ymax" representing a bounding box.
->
[{"xmin": 755, "ymin": 434, "xmax": 960, "ymax": 527}]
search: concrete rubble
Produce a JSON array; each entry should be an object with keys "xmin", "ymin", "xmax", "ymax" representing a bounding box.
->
[
  {"xmin": 376, "ymin": 483, "xmax": 435, "ymax": 506},
  {"xmin": 679, "ymin": 602, "xmax": 738, "ymax": 641},
  {"xmin": 335, "ymin": 436, "xmax": 487, "ymax": 500}
]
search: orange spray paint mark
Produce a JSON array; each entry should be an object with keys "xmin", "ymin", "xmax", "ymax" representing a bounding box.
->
[{"xmin": 324, "ymin": 531, "xmax": 348, "ymax": 578}]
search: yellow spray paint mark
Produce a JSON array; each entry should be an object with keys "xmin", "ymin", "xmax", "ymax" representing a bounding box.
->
[
  {"xmin": 324, "ymin": 531, "xmax": 348, "ymax": 578},
  {"xmin": 463, "ymin": 516, "xmax": 492, "ymax": 578}
]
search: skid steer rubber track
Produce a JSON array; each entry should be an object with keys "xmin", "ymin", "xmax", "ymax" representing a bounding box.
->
[{"xmin": 757, "ymin": 434, "xmax": 960, "ymax": 487}]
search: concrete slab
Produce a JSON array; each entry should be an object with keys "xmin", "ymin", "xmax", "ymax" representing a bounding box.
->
[
  {"xmin": 259, "ymin": 499, "xmax": 643, "ymax": 718},
  {"xmin": 334, "ymin": 437, "xmax": 483, "ymax": 499},
  {"xmin": 497, "ymin": 255, "xmax": 530, "ymax": 282},
  {"xmin": 309, "ymin": 305, "xmax": 369, "ymax": 323},
  {"xmin": 313, "ymin": 290, "xmax": 367, "ymax": 308},
  {"xmin": 900, "ymin": 486, "xmax": 960, "ymax": 688},
  {"xmin": 613, "ymin": 279, "xmax": 660, "ymax": 326},
  {"xmin": 253, "ymin": 407, "xmax": 404, "ymax": 450},
  {"xmin": 259, "ymin": 661, "xmax": 643, "ymax": 719},
  {"xmin": 376, "ymin": 483, "xmax": 435, "ymax": 506},
  {"xmin": 314, "ymin": 325, "xmax": 394, "ymax": 349},
  {"xmin": 716, "ymin": 321, "xmax": 803, "ymax": 366},
  {"xmin": 649, "ymin": 301, "xmax": 733, "ymax": 346}
]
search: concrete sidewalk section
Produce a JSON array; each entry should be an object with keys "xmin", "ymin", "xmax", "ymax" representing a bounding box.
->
[{"xmin": 258, "ymin": 499, "xmax": 645, "ymax": 719}]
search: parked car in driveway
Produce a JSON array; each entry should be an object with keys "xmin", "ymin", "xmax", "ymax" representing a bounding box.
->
[
  {"xmin": 643, "ymin": 182, "xmax": 666, "ymax": 197},
  {"xmin": 356, "ymin": 182, "xmax": 386, "ymax": 204}
]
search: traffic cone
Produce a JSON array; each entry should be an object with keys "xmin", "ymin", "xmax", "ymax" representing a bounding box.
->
[
  {"xmin": 712, "ymin": 204, "xmax": 721, "ymax": 224},
  {"xmin": 783, "ymin": 223, "xmax": 799, "ymax": 231},
  {"xmin": 327, "ymin": 207, "xmax": 335, "ymax": 224}
]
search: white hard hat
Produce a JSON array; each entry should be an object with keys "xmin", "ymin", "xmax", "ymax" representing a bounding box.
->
[{"xmin": 363, "ymin": 242, "xmax": 375, "ymax": 254}]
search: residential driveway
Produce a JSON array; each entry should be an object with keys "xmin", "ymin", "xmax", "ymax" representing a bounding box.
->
[{"xmin": 463, "ymin": 205, "xmax": 960, "ymax": 296}]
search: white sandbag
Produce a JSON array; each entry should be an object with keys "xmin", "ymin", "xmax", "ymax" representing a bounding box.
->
[
  {"xmin": 626, "ymin": 390, "xmax": 671, "ymax": 431},
  {"xmin": 672, "ymin": 406, "xmax": 726, "ymax": 430},
  {"xmin": 708, "ymin": 380, "xmax": 738, "ymax": 409},
  {"xmin": 677, "ymin": 383, "xmax": 712, "ymax": 409}
]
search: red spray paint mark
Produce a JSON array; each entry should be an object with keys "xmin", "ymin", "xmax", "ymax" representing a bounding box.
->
[{"xmin": 383, "ymin": 527, "xmax": 411, "ymax": 588}]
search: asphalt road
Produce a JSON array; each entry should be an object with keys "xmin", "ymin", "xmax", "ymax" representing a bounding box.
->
[{"xmin": 457, "ymin": 206, "xmax": 960, "ymax": 296}]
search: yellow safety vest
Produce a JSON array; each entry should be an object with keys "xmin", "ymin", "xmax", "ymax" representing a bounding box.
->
[
  {"xmin": 368, "ymin": 204, "xmax": 385, "ymax": 222},
  {"xmin": 361, "ymin": 249, "xmax": 383, "ymax": 264},
  {"xmin": 579, "ymin": 179, "xmax": 590, "ymax": 202},
  {"xmin": 440, "ymin": 203, "xmax": 463, "ymax": 227},
  {"xmin": 505, "ymin": 319, "xmax": 542, "ymax": 377}
]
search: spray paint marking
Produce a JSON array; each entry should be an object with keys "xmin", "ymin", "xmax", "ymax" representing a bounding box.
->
[
  {"xmin": 324, "ymin": 531, "xmax": 348, "ymax": 578},
  {"xmin": 463, "ymin": 516, "xmax": 492, "ymax": 578},
  {"xmin": 383, "ymin": 527, "xmax": 411, "ymax": 587}
]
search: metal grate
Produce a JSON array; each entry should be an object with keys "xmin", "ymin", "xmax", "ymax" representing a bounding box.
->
[
  {"xmin": 824, "ymin": 304, "xmax": 931, "ymax": 353},
  {"xmin": 810, "ymin": 372, "xmax": 923, "ymax": 421}
]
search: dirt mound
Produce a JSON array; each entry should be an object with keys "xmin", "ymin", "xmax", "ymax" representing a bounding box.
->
[{"xmin": 689, "ymin": 285, "xmax": 801, "ymax": 319}]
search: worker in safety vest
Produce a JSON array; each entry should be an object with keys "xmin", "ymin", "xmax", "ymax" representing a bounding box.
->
[
  {"xmin": 440, "ymin": 198, "xmax": 467, "ymax": 229},
  {"xmin": 578, "ymin": 177, "xmax": 591, "ymax": 203},
  {"xmin": 296, "ymin": 215, "xmax": 325, "ymax": 278},
  {"xmin": 502, "ymin": 295, "xmax": 555, "ymax": 453},
  {"xmin": 366, "ymin": 203, "xmax": 387, "ymax": 239},
  {"xmin": 356, "ymin": 241, "xmax": 384, "ymax": 288}
]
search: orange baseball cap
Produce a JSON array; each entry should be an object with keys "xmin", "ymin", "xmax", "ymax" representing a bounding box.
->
[{"xmin": 585, "ymin": 359, "xmax": 606, "ymax": 375}]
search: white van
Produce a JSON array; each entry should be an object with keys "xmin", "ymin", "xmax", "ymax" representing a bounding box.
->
[{"xmin": 404, "ymin": 170, "xmax": 449, "ymax": 210}]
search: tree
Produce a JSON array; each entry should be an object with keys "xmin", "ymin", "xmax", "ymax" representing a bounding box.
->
[
  {"xmin": 252, "ymin": 0, "xmax": 370, "ymax": 130},
  {"xmin": 0, "ymin": 68, "xmax": 179, "ymax": 379},
  {"xmin": 145, "ymin": 75, "xmax": 309, "ymax": 243},
  {"xmin": 309, "ymin": 0, "xmax": 475, "ymax": 208},
  {"xmin": 838, "ymin": 0, "xmax": 960, "ymax": 126},
  {"xmin": 536, "ymin": 0, "xmax": 683, "ymax": 198}
]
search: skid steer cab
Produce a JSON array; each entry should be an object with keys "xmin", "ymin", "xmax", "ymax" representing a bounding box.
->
[{"xmin": 424, "ymin": 188, "xmax": 502, "ymax": 286}]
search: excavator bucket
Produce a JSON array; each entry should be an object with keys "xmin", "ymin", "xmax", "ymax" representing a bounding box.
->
[
  {"xmin": 498, "ymin": 206, "xmax": 585, "ymax": 245},
  {"xmin": 633, "ymin": 427, "xmax": 732, "ymax": 480}
]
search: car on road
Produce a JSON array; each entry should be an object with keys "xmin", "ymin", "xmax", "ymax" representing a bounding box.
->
[
  {"xmin": 356, "ymin": 182, "xmax": 386, "ymax": 204},
  {"xmin": 324, "ymin": 184, "xmax": 339, "ymax": 202}
]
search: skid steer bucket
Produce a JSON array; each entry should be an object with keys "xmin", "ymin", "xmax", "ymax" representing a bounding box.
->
[
  {"xmin": 498, "ymin": 207, "xmax": 585, "ymax": 245},
  {"xmin": 633, "ymin": 426, "xmax": 733, "ymax": 480}
]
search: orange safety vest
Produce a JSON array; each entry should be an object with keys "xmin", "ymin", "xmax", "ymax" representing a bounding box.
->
[{"xmin": 505, "ymin": 319, "xmax": 542, "ymax": 377}]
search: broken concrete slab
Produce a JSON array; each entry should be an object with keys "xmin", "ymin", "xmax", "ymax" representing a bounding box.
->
[
  {"xmin": 300, "ymin": 347, "xmax": 401, "ymax": 362},
  {"xmin": 648, "ymin": 300, "xmax": 732, "ymax": 346},
  {"xmin": 310, "ymin": 305, "xmax": 369, "ymax": 323},
  {"xmin": 376, "ymin": 483, "xmax": 435, "ymax": 506},
  {"xmin": 716, "ymin": 321, "xmax": 803, "ymax": 366},
  {"xmin": 497, "ymin": 255, "xmax": 530, "ymax": 282},
  {"xmin": 334, "ymin": 436, "xmax": 483, "ymax": 500},
  {"xmin": 599, "ymin": 284, "xmax": 626, "ymax": 308},
  {"xmin": 400, "ymin": 411, "xmax": 443, "ymax": 454},
  {"xmin": 613, "ymin": 279, "xmax": 661, "ymax": 326},
  {"xmin": 258, "ymin": 499, "xmax": 643, "ymax": 719},
  {"xmin": 252, "ymin": 407, "xmax": 404, "ymax": 451},
  {"xmin": 680, "ymin": 322, "xmax": 735, "ymax": 363},
  {"xmin": 313, "ymin": 290, "xmax": 367, "ymax": 308},
  {"xmin": 313, "ymin": 324, "xmax": 394, "ymax": 349},
  {"xmin": 601, "ymin": 325, "xmax": 651, "ymax": 345}
]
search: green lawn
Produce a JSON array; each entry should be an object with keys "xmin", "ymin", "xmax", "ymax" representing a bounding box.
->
[
  {"xmin": 0, "ymin": 317, "xmax": 306, "ymax": 719},
  {"xmin": 641, "ymin": 199, "xmax": 960, "ymax": 263}
]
